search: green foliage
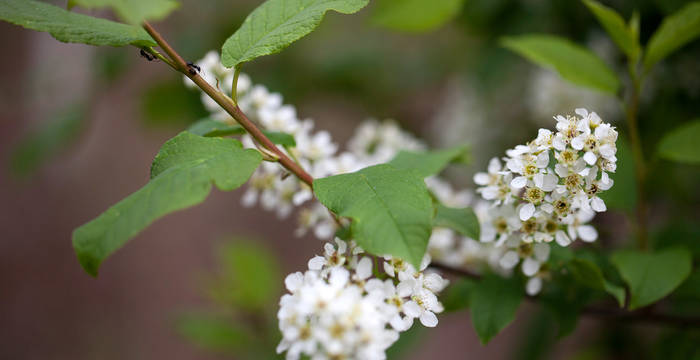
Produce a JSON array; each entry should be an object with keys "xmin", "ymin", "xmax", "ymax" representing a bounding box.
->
[
  {"xmin": 644, "ymin": 2, "xmax": 700, "ymax": 71},
  {"xmin": 371, "ymin": 0, "xmax": 464, "ymax": 33},
  {"xmin": 538, "ymin": 276, "xmax": 589, "ymax": 338},
  {"xmin": 611, "ymin": 247, "xmax": 692, "ymax": 309},
  {"xmin": 210, "ymin": 241, "xmax": 281, "ymax": 311},
  {"xmin": 313, "ymin": 164, "xmax": 433, "ymax": 267},
  {"xmin": 387, "ymin": 145, "xmax": 469, "ymax": 178},
  {"xmin": 653, "ymin": 221, "xmax": 700, "ymax": 258},
  {"xmin": 441, "ymin": 278, "xmax": 476, "ymax": 312},
  {"xmin": 177, "ymin": 238, "xmax": 282, "ymax": 359},
  {"xmin": 187, "ymin": 119, "xmax": 296, "ymax": 146},
  {"xmin": 657, "ymin": 119, "xmax": 700, "ymax": 164},
  {"xmin": 176, "ymin": 313, "xmax": 252, "ymax": 353},
  {"xmin": 470, "ymin": 274, "xmax": 524, "ymax": 344},
  {"xmin": 673, "ymin": 269, "xmax": 700, "ymax": 303},
  {"xmin": 68, "ymin": 0, "xmax": 179, "ymax": 25},
  {"xmin": 385, "ymin": 325, "xmax": 426, "ymax": 359},
  {"xmin": 141, "ymin": 80, "xmax": 208, "ymax": 127},
  {"xmin": 654, "ymin": 329, "xmax": 700, "ymax": 360},
  {"xmin": 513, "ymin": 310, "xmax": 557, "ymax": 360},
  {"xmin": 567, "ymin": 258, "xmax": 625, "ymax": 307},
  {"xmin": 221, "ymin": 0, "xmax": 369, "ymax": 68},
  {"xmin": 501, "ymin": 34, "xmax": 620, "ymax": 94},
  {"xmin": 433, "ymin": 204, "xmax": 480, "ymax": 240},
  {"xmin": 0, "ymin": 0, "xmax": 155, "ymax": 47},
  {"xmin": 73, "ymin": 132, "xmax": 262, "ymax": 276},
  {"xmin": 10, "ymin": 104, "xmax": 84, "ymax": 177},
  {"xmin": 582, "ymin": 0, "xmax": 641, "ymax": 61},
  {"xmin": 599, "ymin": 136, "xmax": 636, "ymax": 213}
]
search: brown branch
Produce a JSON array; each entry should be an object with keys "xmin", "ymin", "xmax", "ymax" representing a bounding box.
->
[
  {"xmin": 142, "ymin": 22, "xmax": 314, "ymax": 188},
  {"xmin": 430, "ymin": 261, "xmax": 700, "ymax": 328}
]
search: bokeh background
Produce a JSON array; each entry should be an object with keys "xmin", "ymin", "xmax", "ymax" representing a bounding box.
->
[{"xmin": 1, "ymin": 0, "xmax": 699, "ymax": 359}]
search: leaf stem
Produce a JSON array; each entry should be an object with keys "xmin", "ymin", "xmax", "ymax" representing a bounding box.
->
[
  {"xmin": 144, "ymin": 47, "xmax": 176, "ymax": 70},
  {"xmin": 232, "ymin": 65, "xmax": 241, "ymax": 104},
  {"xmin": 142, "ymin": 22, "xmax": 314, "ymax": 188},
  {"xmin": 625, "ymin": 65, "xmax": 649, "ymax": 251}
]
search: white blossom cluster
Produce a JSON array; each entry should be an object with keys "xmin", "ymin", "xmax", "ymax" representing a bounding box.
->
[
  {"xmin": 278, "ymin": 238, "xmax": 447, "ymax": 360},
  {"xmin": 469, "ymin": 109, "xmax": 618, "ymax": 294}
]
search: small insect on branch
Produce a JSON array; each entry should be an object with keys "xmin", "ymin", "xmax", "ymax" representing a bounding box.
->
[
  {"xmin": 186, "ymin": 62, "xmax": 201, "ymax": 75},
  {"xmin": 139, "ymin": 48, "xmax": 156, "ymax": 61}
]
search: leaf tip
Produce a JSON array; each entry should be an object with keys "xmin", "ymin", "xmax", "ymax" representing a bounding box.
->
[{"xmin": 72, "ymin": 231, "xmax": 100, "ymax": 277}]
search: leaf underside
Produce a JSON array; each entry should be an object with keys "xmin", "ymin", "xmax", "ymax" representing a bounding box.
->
[
  {"xmin": 501, "ymin": 34, "xmax": 620, "ymax": 94},
  {"xmin": 0, "ymin": 0, "xmax": 155, "ymax": 47}
]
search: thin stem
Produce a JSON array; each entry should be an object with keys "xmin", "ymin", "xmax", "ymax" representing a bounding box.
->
[
  {"xmin": 232, "ymin": 65, "xmax": 241, "ymax": 104},
  {"xmin": 431, "ymin": 262, "xmax": 700, "ymax": 328},
  {"xmin": 145, "ymin": 47, "xmax": 177, "ymax": 70},
  {"xmin": 142, "ymin": 22, "xmax": 315, "ymax": 188},
  {"xmin": 625, "ymin": 67, "xmax": 649, "ymax": 251}
]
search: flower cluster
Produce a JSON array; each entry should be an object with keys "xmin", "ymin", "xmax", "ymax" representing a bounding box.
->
[
  {"xmin": 472, "ymin": 109, "xmax": 618, "ymax": 293},
  {"xmin": 278, "ymin": 239, "xmax": 447, "ymax": 360}
]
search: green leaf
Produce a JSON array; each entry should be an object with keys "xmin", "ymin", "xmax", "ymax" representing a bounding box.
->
[
  {"xmin": 0, "ymin": 0, "xmax": 155, "ymax": 47},
  {"xmin": 10, "ymin": 104, "xmax": 84, "ymax": 177},
  {"xmin": 599, "ymin": 136, "xmax": 636, "ymax": 213},
  {"xmin": 387, "ymin": 145, "xmax": 469, "ymax": 178},
  {"xmin": 433, "ymin": 204, "xmax": 480, "ymax": 240},
  {"xmin": 73, "ymin": 132, "xmax": 262, "ymax": 276},
  {"xmin": 501, "ymin": 34, "xmax": 620, "ymax": 94},
  {"xmin": 657, "ymin": 120, "xmax": 700, "ymax": 164},
  {"xmin": 187, "ymin": 119, "xmax": 296, "ymax": 146},
  {"xmin": 442, "ymin": 278, "xmax": 476, "ymax": 312},
  {"xmin": 582, "ymin": 0, "xmax": 641, "ymax": 61},
  {"xmin": 188, "ymin": 119, "xmax": 246, "ymax": 137},
  {"xmin": 567, "ymin": 258, "xmax": 625, "ymax": 307},
  {"xmin": 176, "ymin": 313, "xmax": 251, "ymax": 353},
  {"xmin": 538, "ymin": 275, "xmax": 590, "ymax": 338},
  {"xmin": 68, "ymin": 0, "xmax": 179, "ymax": 25},
  {"xmin": 611, "ymin": 247, "xmax": 692, "ymax": 309},
  {"xmin": 221, "ymin": 0, "xmax": 369, "ymax": 68},
  {"xmin": 264, "ymin": 131, "xmax": 297, "ymax": 147},
  {"xmin": 371, "ymin": 0, "xmax": 464, "ymax": 33},
  {"xmin": 211, "ymin": 240, "xmax": 281, "ymax": 311},
  {"xmin": 644, "ymin": 2, "xmax": 700, "ymax": 71},
  {"xmin": 313, "ymin": 164, "xmax": 433, "ymax": 268},
  {"xmin": 470, "ymin": 274, "xmax": 524, "ymax": 344}
]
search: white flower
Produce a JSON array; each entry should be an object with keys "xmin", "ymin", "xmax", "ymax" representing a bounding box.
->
[
  {"xmin": 526, "ymin": 277, "xmax": 543, "ymax": 295},
  {"xmin": 402, "ymin": 287, "xmax": 442, "ymax": 327}
]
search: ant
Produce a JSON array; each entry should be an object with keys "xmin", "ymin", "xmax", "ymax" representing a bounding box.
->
[
  {"xmin": 186, "ymin": 62, "xmax": 201, "ymax": 75},
  {"xmin": 139, "ymin": 49, "xmax": 156, "ymax": 61}
]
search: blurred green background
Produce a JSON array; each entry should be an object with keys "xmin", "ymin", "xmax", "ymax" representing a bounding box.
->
[{"xmin": 0, "ymin": 0, "xmax": 698, "ymax": 359}]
